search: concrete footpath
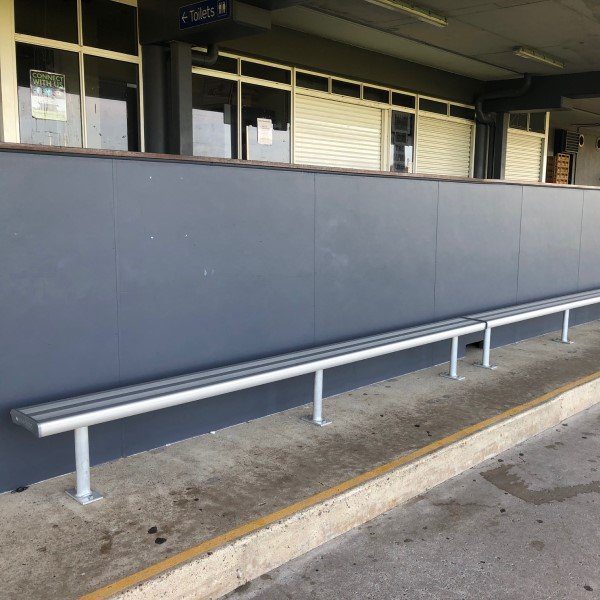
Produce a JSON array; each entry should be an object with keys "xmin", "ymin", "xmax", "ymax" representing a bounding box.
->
[
  {"xmin": 228, "ymin": 400, "xmax": 600, "ymax": 600},
  {"xmin": 2, "ymin": 322, "xmax": 600, "ymax": 599}
]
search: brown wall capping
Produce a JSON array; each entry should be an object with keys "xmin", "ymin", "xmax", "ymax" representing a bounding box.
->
[{"xmin": 1, "ymin": 142, "xmax": 597, "ymax": 191}]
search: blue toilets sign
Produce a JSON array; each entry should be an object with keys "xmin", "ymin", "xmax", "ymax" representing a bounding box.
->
[{"xmin": 179, "ymin": 0, "xmax": 231, "ymax": 29}]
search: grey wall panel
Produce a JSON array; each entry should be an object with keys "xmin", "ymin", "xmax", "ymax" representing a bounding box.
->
[
  {"xmin": 435, "ymin": 182, "xmax": 522, "ymax": 318},
  {"xmin": 114, "ymin": 161, "xmax": 316, "ymax": 383},
  {"xmin": 314, "ymin": 174, "xmax": 438, "ymax": 344},
  {"xmin": 122, "ymin": 375, "xmax": 314, "ymax": 455},
  {"xmin": 0, "ymin": 152, "xmax": 122, "ymax": 491},
  {"xmin": 516, "ymin": 186, "xmax": 584, "ymax": 339}
]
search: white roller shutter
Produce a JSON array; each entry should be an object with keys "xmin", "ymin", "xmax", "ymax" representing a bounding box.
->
[
  {"xmin": 505, "ymin": 130, "xmax": 544, "ymax": 182},
  {"xmin": 294, "ymin": 94, "xmax": 383, "ymax": 170},
  {"xmin": 416, "ymin": 114, "xmax": 473, "ymax": 177}
]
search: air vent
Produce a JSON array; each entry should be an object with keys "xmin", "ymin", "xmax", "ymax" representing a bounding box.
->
[{"xmin": 554, "ymin": 129, "xmax": 580, "ymax": 155}]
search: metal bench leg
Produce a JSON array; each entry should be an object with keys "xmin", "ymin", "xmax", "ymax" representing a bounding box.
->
[
  {"xmin": 441, "ymin": 336, "xmax": 465, "ymax": 381},
  {"xmin": 555, "ymin": 309, "xmax": 574, "ymax": 344},
  {"xmin": 303, "ymin": 369, "xmax": 331, "ymax": 426},
  {"xmin": 475, "ymin": 327, "xmax": 497, "ymax": 370},
  {"xmin": 66, "ymin": 427, "xmax": 103, "ymax": 505}
]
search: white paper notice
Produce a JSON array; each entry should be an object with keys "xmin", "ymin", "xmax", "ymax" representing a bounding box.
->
[{"xmin": 257, "ymin": 118, "xmax": 273, "ymax": 145}]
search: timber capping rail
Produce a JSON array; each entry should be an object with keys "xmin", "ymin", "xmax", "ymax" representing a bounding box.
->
[{"xmin": 11, "ymin": 288, "xmax": 600, "ymax": 505}]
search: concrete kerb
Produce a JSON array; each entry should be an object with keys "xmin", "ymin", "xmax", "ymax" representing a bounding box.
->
[{"xmin": 83, "ymin": 372, "xmax": 600, "ymax": 600}]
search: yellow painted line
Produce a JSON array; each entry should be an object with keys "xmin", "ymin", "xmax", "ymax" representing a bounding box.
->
[{"xmin": 82, "ymin": 370, "xmax": 600, "ymax": 600}]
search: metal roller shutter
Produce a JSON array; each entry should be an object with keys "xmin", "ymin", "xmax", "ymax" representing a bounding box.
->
[
  {"xmin": 416, "ymin": 115, "xmax": 473, "ymax": 177},
  {"xmin": 505, "ymin": 130, "xmax": 544, "ymax": 182},
  {"xmin": 294, "ymin": 93, "xmax": 383, "ymax": 170}
]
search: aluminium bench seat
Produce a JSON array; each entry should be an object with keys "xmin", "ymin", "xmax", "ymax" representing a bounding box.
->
[
  {"xmin": 11, "ymin": 316, "xmax": 483, "ymax": 439},
  {"xmin": 466, "ymin": 288, "xmax": 600, "ymax": 369},
  {"xmin": 11, "ymin": 288, "xmax": 600, "ymax": 506}
]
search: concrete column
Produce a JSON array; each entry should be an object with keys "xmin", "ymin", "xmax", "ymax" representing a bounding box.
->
[
  {"xmin": 142, "ymin": 44, "xmax": 168, "ymax": 154},
  {"xmin": 490, "ymin": 112, "xmax": 509, "ymax": 180},
  {"xmin": 168, "ymin": 41, "xmax": 193, "ymax": 156},
  {"xmin": 474, "ymin": 121, "xmax": 489, "ymax": 179}
]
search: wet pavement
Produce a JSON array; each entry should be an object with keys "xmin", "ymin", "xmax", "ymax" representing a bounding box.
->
[{"xmin": 227, "ymin": 401, "xmax": 600, "ymax": 600}]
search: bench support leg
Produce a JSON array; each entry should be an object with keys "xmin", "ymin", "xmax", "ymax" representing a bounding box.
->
[
  {"xmin": 66, "ymin": 427, "xmax": 103, "ymax": 505},
  {"xmin": 555, "ymin": 309, "xmax": 574, "ymax": 345},
  {"xmin": 441, "ymin": 336, "xmax": 465, "ymax": 381},
  {"xmin": 475, "ymin": 328, "xmax": 497, "ymax": 370},
  {"xmin": 303, "ymin": 369, "xmax": 331, "ymax": 426}
]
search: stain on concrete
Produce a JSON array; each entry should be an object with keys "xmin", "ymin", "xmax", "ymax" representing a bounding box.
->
[
  {"xmin": 481, "ymin": 464, "xmax": 600, "ymax": 505},
  {"xmin": 530, "ymin": 540, "xmax": 545, "ymax": 551}
]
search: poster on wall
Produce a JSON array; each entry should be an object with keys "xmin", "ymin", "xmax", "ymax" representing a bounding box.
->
[
  {"xmin": 256, "ymin": 118, "xmax": 273, "ymax": 145},
  {"xmin": 30, "ymin": 70, "xmax": 67, "ymax": 121}
]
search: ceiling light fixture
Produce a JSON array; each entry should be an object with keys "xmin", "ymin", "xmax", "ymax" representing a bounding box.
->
[
  {"xmin": 513, "ymin": 46, "xmax": 564, "ymax": 69},
  {"xmin": 364, "ymin": 0, "xmax": 448, "ymax": 27}
]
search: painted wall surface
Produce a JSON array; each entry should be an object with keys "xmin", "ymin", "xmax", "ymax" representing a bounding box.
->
[
  {"xmin": 1, "ymin": 150, "xmax": 600, "ymax": 492},
  {"xmin": 574, "ymin": 132, "xmax": 600, "ymax": 187}
]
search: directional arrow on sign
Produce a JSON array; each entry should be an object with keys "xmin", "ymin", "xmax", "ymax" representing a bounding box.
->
[{"xmin": 181, "ymin": 12, "xmax": 189, "ymax": 22}]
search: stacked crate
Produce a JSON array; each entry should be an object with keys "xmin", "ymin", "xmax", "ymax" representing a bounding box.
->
[{"xmin": 546, "ymin": 153, "xmax": 570, "ymax": 184}]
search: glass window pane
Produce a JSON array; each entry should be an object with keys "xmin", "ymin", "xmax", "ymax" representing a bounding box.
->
[
  {"xmin": 296, "ymin": 72, "xmax": 328, "ymax": 92},
  {"xmin": 192, "ymin": 75, "xmax": 238, "ymax": 159},
  {"xmin": 509, "ymin": 112, "xmax": 528, "ymax": 130},
  {"xmin": 197, "ymin": 54, "xmax": 238, "ymax": 74},
  {"xmin": 450, "ymin": 105, "xmax": 475, "ymax": 120},
  {"xmin": 332, "ymin": 79, "xmax": 360, "ymax": 98},
  {"xmin": 82, "ymin": 0, "xmax": 138, "ymax": 55},
  {"xmin": 529, "ymin": 112, "xmax": 547, "ymax": 134},
  {"xmin": 419, "ymin": 98, "xmax": 447, "ymax": 115},
  {"xmin": 241, "ymin": 61, "xmax": 291, "ymax": 84},
  {"xmin": 16, "ymin": 43, "xmax": 82, "ymax": 147},
  {"xmin": 390, "ymin": 111, "xmax": 415, "ymax": 174},
  {"xmin": 392, "ymin": 92, "xmax": 416, "ymax": 109},
  {"xmin": 15, "ymin": 0, "xmax": 78, "ymax": 43},
  {"xmin": 84, "ymin": 55, "xmax": 139, "ymax": 151},
  {"xmin": 242, "ymin": 83, "xmax": 290, "ymax": 163},
  {"xmin": 364, "ymin": 86, "xmax": 389, "ymax": 103}
]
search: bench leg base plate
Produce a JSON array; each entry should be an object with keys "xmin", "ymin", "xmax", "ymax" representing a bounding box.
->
[
  {"xmin": 440, "ymin": 373, "xmax": 465, "ymax": 382},
  {"xmin": 66, "ymin": 489, "xmax": 103, "ymax": 505},
  {"xmin": 474, "ymin": 362, "xmax": 498, "ymax": 370},
  {"xmin": 302, "ymin": 416, "xmax": 332, "ymax": 427}
]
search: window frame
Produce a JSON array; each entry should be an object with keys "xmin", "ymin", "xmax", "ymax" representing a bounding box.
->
[{"xmin": 1, "ymin": 0, "xmax": 143, "ymax": 149}]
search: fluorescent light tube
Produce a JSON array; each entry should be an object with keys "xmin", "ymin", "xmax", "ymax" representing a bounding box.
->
[
  {"xmin": 364, "ymin": 0, "xmax": 448, "ymax": 27},
  {"xmin": 513, "ymin": 46, "xmax": 564, "ymax": 69}
]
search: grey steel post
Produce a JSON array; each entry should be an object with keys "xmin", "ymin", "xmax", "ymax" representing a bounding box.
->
[
  {"xmin": 66, "ymin": 427, "xmax": 103, "ymax": 505},
  {"xmin": 475, "ymin": 327, "xmax": 497, "ymax": 370},
  {"xmin": 556, "ymin": 309, "xmax": 573, "ymax": 344},
  {"xmin": 441, "ymin": 336, "xmax": 465, "ymax": 381},
  {"xmin": 304, "ymin": 369, "xmax": 331, "ymax": 426}
]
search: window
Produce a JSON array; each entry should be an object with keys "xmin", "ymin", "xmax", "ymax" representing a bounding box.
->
[
  {"xmin": 390, "ymin": 111, "xmax": 415, "ymax": 173},
  {"xmin": 296, "ymin": 72, "xmax": 328, "ymax": 92},
  {"xmin": 392, "ymin": 92, "xmax": 416, "ymax": 109},
  {"xmin": 364, "ymin": 86, "xmax": 389, "ymax": 104},
  {"xmin": 82, "ymin": 0, "xmax": 138, "ymax": 55},
  {"xmin": 84, "ymin": 55, "xmax": 139, "ymax": 150},
  {"xmin": 16, "ymin": 43, "xmax": 83, "ymax": 147},
  {"xmin": 509, "ymin": 113, "xmax": 528, "ymax": 131},
  {"xmin": 332, "ymin": 79, "xmax": 360, "ymax": 98},
  {"xmin": 192, "ymin": 75, "xmax": 237, "ymax": 158},
  {"xmin": 15, "ymin": 0, "xmax": 78, "ymax": 43},
  {"xmin": 450, "ymin": 105, "xmax": 475, "ymax": 121},
  {"xmin": 419, "ymin": 98, "xmax": 447, "ymax": 115},
  {"xmin": 200, "ymin": 54, "xmax": 238, "ymax": 75},
  {"xmin": 11, "ymin": 0, "xmax": 142, "ymax": 150},
  {"xmin": 242, "ymin": 83, "xmax": 290, "ymax": 163},
  {"xmin": 529, "ymin": 112, "xmax": 547, "ymax": 134},
  {"xmin": 241, "ymin": 61, "xmax": 291, "ymax": 84}
]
